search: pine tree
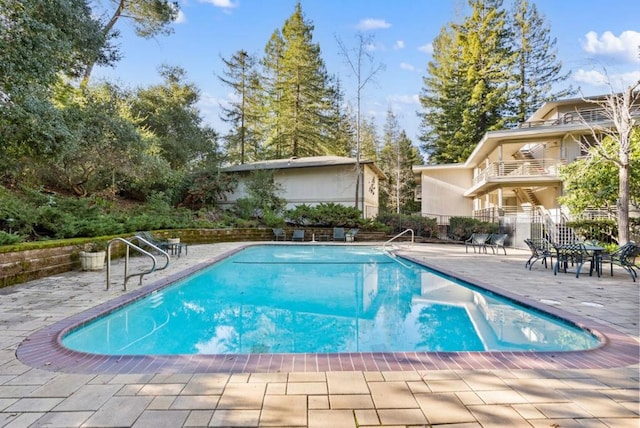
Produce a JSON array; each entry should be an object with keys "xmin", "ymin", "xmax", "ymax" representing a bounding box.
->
[
  {"xmin": 510, "ymin": 0, "xmax": 574, "ymax": 123},
  {"xmin": 263, "ymin": 2, "xmax": 333, "ymax": 158},
  {"xmin": 418, "ymin": 26, "xmax": 470, "ymax": 163},
  {"xmin": 325, "ymin": 76, "xmax": 354, "ymax": 156},
  {"xmin": 262, "ymin": 29, "xmax": 287, "ymax": 159},
  {"xmin": 218, "ymin": 50, "xmax": 259, "ymax": 164}
]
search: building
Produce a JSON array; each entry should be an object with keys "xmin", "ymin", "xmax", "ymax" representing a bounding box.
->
[
  {"xmin": 221, "ymin": 156, "xmax": 386, "ymax": 218},
  {"xmin": 413, "ymin": 94, "xmax": 639, "ymax": 245}
]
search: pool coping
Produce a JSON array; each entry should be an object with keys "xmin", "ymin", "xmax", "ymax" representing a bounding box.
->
[{"xmin": 16, "ymin": 244, "xmax": 640, "ymax": 374}]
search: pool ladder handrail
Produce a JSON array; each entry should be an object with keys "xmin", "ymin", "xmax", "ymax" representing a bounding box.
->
[
  {"xmin": 382, "ymin": 228, "xmax": 414, "ymax": 253},
  {"xmin": 106, "ymin": 237, "xmax": 170, "ymax": 291}
]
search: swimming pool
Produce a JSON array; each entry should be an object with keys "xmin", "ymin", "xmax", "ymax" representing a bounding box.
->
[{"xmin": 61, "ymin": 245, "xmax": 599, "ymax": 355}]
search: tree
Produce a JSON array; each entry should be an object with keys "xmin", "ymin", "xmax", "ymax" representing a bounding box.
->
[
  {"xmin": 218, "ymin": 50, "xmax": 261, "ymax": 164},
  {"xmin": 81, "ymin": 0, "xmax": 179, "ymax": 86},
  {"xmin": 336, "ymin": 32, "xmax": 385, "ymax": 207},
  {"xmin": 130, "ymin": 66, "xmax": 218, "ymax": 169},
  {"xmin": 419, "ymin": 0, "xmax": 515, "ymax": 163},
  {"xmin": 570, "ymin": 81, "xmax": 640, "ymax": 243},
  {"xmin": 0, "ymin": 0, "xmax": 108, "ymax": 178},
  {"xmin": 379, "ymin": 109, "xmax": 424, "ymax": 213},
  {"xmin": 262, "ymin": 2, "xmax": 333, "ymax": 158},
  {"xmin": 509, "ymin": 0, "xmax": 574, "ymax": 123}
]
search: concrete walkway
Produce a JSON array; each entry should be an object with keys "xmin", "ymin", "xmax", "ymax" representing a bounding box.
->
[{"xmin": 1, "ymin": 242, "xmax": 638, "ymax": 427}]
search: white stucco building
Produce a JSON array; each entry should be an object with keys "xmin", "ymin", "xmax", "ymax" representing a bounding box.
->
[{"xmin": 221, "ymin": 156, "xmax": 386, "ymax": 218}]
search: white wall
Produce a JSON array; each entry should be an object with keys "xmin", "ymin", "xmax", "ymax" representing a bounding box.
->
[{"xmin": 419, "ymin": 169, "xmax": 472, "ymax": 217}]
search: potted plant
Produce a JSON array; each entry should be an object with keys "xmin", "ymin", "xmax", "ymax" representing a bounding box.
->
[{"xmin": 79, "ymin": 241, "xmax": 107, "ymax": 271}]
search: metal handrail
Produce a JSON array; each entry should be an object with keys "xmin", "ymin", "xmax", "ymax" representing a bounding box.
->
[
  {"xmin": 106, "ymin": 237, "xmax": 169, "ymax": 291},
  {"xmin": 382, "ymin": 228, "xmax": 414, "ymax": 252}
]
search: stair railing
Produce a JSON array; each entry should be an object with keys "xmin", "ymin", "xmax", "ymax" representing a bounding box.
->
[
  {"xmin": 382, "ymin": 228, "xmax": 414, "ymax": 253},
  {"xmin": 106, "ymin": 237, "xmax": 170, "ymax": 291}
]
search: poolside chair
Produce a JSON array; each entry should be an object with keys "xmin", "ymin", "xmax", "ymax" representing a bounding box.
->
[
  {"xmin": 333, "ymin": 227, "xmax": 346, "ymax": 241},
  {"xmin": 272, "ymin": 228, "xmax": 286, "ymax": 241},
  {"xmin": 487, "ymin": 233, "xmax": 508, "ymax": 255},
  {"xmin": 135, "ymin": 231, "xmax": 170, "ymax": 252},
  {"xmin": 465, "ymin": 233, "xmax": 489, "ymax": 253},
  {"xmin": 524, "ymin": 238, "xmax": 554, "ymax": 270},
  {"xmin": 347, "ymin": 228, "xmax": 359, "ymax": 242},
  {"xmin": 600, "ymin": 242, "xmax": 639, "ymax": 282},
  {"xmin": 292, "ymin": 229, "xmax": 305, "ymax": 242}
]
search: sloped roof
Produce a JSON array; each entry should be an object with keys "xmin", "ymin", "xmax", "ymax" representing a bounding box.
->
[{"xmin": 222, "ymin": 156, "xmax": 387, "ymax": 179}]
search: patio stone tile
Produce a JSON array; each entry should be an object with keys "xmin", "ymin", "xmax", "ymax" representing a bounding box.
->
[
  {"xmin": 455, "ymin": 391, "xmax": 484, "ymax": 406},
  {"xmin": 81, "ymin": 395, "xmax": 153, "ymax": 427},
  {"xmin": 108, "ymin": 373, "xmax": 155, "ymax": 384},
  {"xmin": 183, "ymin": 409, "xmax": 213, "ymax": 427},
  {"xmin": 363, "ymin": 371, "xmax": 384, "ymax": 382},
  {"xmin": 0, "ymin": 385, "xmax": 37, "ymax": 398},
  {"xmin": 425, "ymin": 379, "xmax": 471, "ymax": 392},
  {"xmin": 376, "ymin": 408, "xmax": 428, "ymax": 425},
  {"xmin": 115, "ymin": 383, "xmax": 145, "ymax": 396},
  {"xmin": 406, "ymin": 380, "xmax": 430, "ymax": 394},
  {"xmin": 287, "ymin": 382, "xmax": 327, "ymax": 395},
  {"xmin": 1, "ymin": 411, "xmax": 44, "ymax": 428},
  {"xmin": 0, "ymin": 398, "xmax": 17, "ymax": 411},
  {"xmin": 353, "ymin": 409, "xmax": 379, "ymax": 426},
  {"xmin": 528, "ymin": 418, "xmax": 608, "ymax": 427},
  {"xmin": 53, "ymin": 384, "xmax": 122, "ymax": 411},
  {"xmin": 419, "ymin": 369, "xmax": 460, "ymax": 380},
  {"xmin": 566, "ymin": 389, "xmax": 639, "ymax": 417},
  {"xmin": 181, "ymin": 374, "xmax": 229, "ymax": 395},
  {"xmin": 249, "ymin": 372, "xmax": 288, "ymax": 383},
  {"xmin": 4, "ymin": 369, "xmax": 58, "ymax": 386},
  {"xmin": 171, "ymin": 395, "xmax": 218, "ymax": 410},
  {"xmin": 267, "ymin": 382, "xmax": 287, "ymax": 395},
  {"xmin": 308, "ymin": 395, "xmax": 329, "ymax": 409},
  {"xmin": 147, "ymin": 395, "xmax": 177, "ymax": 409},
  {"xmin": 138, "ymin": 383, "xmax": 186, "ymax": 396},
  {"xmin": 475, "ymin": 388, "xmax": 528, "ymax": 404},
  {"xmin": 599, "ymin": 417, "xmax": 640, "ymax": 428},
  {"xmin": 30, "ymin": 411, "xmax": 93, "ymax": 427},
  {"xmin": 131, "ymin": 410, "xmax": 190, "ymax": 428},
  {"xmin": 308, "ymin": 409, "xmax": 356, "ymax": 428},
  {"xmin": 380, "ymin": 371, "xmax": 422, "ymax": 381},
  {"xmin": 260, "ymin": 395, "xmax": 307, "ymax": 426},
  {"xmin": 511, "ymin": 403, "xmax": 547, "ymax": 419},
  {"xmin": 150, "ymin": 373, "xmax": 193, "ymax": 384},
  {"xmin": 459, "ymin": 371, "xmax": 508, "ymax": 390},
  {"xmin": 216, "ymin": 382, "xmax": 266, "ymax": 409},
  {"xmin": 209, "ymin": 409, "xmax": 260, "ymax": 427},
  {"xmin": 4, "ymin": 397, "xmax": 62, "ymax": 412},
  {"xmin": 367, "ymin": 381, "xmax": 417, "ymax": 408},
  {"xmin": 329, "ymin": 394, "xmax": 374, "ymax": 409},
  {"xmin": 415, "ymin": 392, "xmax": 475, "ymax": 425},
  {"xmin": 326, "ymin": 372, "xmax": 368, "ymax": 394},
  {"xmin": 534, "ymin": 402, "xmax": 594, "ymax": 418},
  {"xmin": 468, "ymin": 404, "xmax": 530, "ymax": 426},
  {"xmin": 288, "ymin": 372, "xmax": 326, "ymax": 382}
]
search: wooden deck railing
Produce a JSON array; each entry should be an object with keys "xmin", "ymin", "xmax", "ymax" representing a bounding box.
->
[{"xmin": 473, "ymin": 158, "xmax": 565, "ymax": 186}]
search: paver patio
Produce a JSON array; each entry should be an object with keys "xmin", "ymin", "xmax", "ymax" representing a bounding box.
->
[{"xmin": 1, "ymin": 242, "xmax": 638, "ymax": 427}]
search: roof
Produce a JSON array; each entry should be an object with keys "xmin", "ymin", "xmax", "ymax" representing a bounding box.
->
[{"xmin": 222, "ymin": 156, "xmax": 387, "ymax": 179}]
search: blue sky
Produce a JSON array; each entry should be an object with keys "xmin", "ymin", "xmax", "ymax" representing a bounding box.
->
[{"xmin": 93, "ymin": 0, "xmax": 640, "ymax": 146}]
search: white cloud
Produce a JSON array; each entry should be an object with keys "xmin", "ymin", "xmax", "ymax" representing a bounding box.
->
[
  {"xmin": 198, "ymin": 0, "xmax": 238, "ymax": 9},
  {"xmin": 355, "ymin": 18, "xmax": 391, "ymax": 31},
  {"xmin": 418, "ymin": 43, "xmax": 434, "ymax": 54},
  {"xmin": 394, "ymin": 40, "xmax": 405, "ymax": 50},
  {"xmin": 387, "ymin": 94, "xmax": 420, "ymax": 105},
  {"xmin": 572, "ymin": 68, "xmax": 640, "ymax": 90},
  {"xmin": 400, "ymin": 62, "xmax": 416, "ymax": 72},
  {"xmin": 581, "ymin": 30, "xmax": 640, "ymax": 63},
  {"xmin": 174, "ymin": 10, "xmax": 187, "ymax": 24}
]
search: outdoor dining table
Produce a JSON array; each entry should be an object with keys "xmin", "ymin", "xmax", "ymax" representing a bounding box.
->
[{"xmin": 555, "ymin": 243, "xmax": 605, "ymax": 277}]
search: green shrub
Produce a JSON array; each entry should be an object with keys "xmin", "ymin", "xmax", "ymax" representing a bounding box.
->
[
  {"xmin": 376, "ymin": 213, "xmax": 439, "ymax": 237},
  {"xmin": 0, "ymin": 231, "xmax": 23, "ymax": 245},
  {"xmin": 286, "ymin": 203, "xmax": 363, "ymax": 227},
  {"xmin": 566, "ymin": 218, "xmax": 617, "ymax": 244},
  {"xmin": 448, "ymin": 217, "xmax": 498, "ymax": 241}
]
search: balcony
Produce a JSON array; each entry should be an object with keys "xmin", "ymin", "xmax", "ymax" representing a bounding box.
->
[
  {"xmin": 465, "ymin": 158, "xmax": 565, "ymax": 197},
  {"xmin": 518, "ymin": 107, "xmax": 640, "ymax": 129}
]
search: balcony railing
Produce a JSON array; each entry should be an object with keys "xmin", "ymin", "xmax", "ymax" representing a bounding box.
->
[
  {"xmin": 472, "ymin": 158, "xmax": 564, "ymax": 186},
  {"xmin": 517, "ymin": 107, "xmax": 640, "ymax": 129}
]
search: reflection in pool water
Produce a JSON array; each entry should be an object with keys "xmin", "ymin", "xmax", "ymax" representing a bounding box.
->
[{"xmin": 62, "ymin": 245, "xmax": 599, "ymax": 355}]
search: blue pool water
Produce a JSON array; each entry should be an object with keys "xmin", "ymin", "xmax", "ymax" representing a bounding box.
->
[{"xmin": 62, "ymin": 245, "xmax": 599, "ymax": 355}]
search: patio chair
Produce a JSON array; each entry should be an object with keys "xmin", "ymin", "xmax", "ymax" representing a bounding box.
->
[
  {"xmin": 553, "ymin": 242, "xmax": 594, "ymax": 278},
  {"xmin": 347, "ymin": 228, "xmax": 359, "ymax": 241},
  {"xmin": 135, "ymin": 231, "xmax": 170, "ymax": 252},
  {"xmin": 292, "ymin": 229, "xmax": 305, "ymax": 242},
  {"xmin": 333, "ymin": 227, "xmax": 346, "ymax": 241},
  {"xmin": 524, "ymin": 238, "xmax": 554, "ymax": 270},
  {"xmin": 272, "ymin": 228, "xmax": 286, "ymax": 241},
  {"xmin": 600, "ymin": 242, "xmax": 639, "ymax": 282},
  {"xmin": 487, "ymin": 233, "xmax": 508, "ymax": 255},
  {"xmin": 465, "ymin": 233, "xmax": 489, "ymax": 253}
]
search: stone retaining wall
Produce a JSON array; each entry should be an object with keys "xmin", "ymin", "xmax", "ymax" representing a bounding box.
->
[{"xmin": 0, "ymin": 228, "xmax": 387, "ymax": 288}]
